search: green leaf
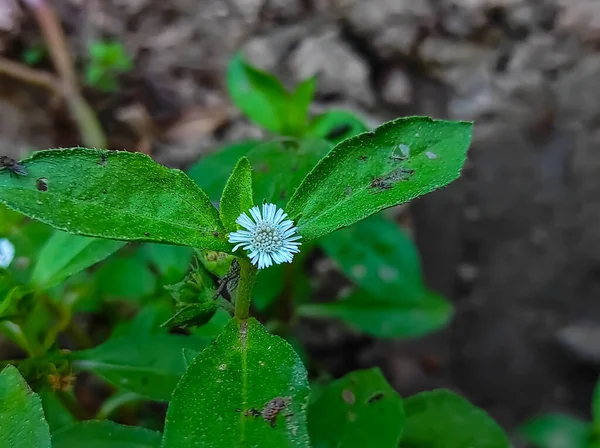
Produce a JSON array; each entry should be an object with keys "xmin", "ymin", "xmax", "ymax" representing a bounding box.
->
[
  {"xmin": 299, "ymin": 289, "xmax": 452, "ymax": 339},
  {"xmin": 140, "ymin": 243, "xmax": 194, "ymax": 284},
  {"xmin": 287, "ymin": 117, "xmax": 473, "ymax": 241},
  {"xmin": 188, "ymin": 141, "xmax": 261, "ymax": 202},
  {"xmin": 52, "ymin": 420, "xmax": 161, "ymax": 448},
  {"xmin": 592, "ymin": 377, "xmax": 600, "ymax": 434},
  {"xmin": 73, "ymin": 334, "xmax": 212, "ymax": 401},
  {"xmin": 519, "ymin": 414, "xmax": 590, "ymax": 448},
  {"xmin": 227, "ymin": 54, "xmax": 290, "ymax": 134},
  {"xmin": 0, "ymin": 148, "xmax": 228, "ymax": 251},
  {"xmin": 182, "ymin": 348, "xmax": 200, "ymax": 367},
  {"xmin": 39, "ymin": 386, "xmax": 76, "ymax": 432},
  {"xmin": 320, "ymin": 214, "xmax": 423, "ymax": 299},
  {"xmin": 95, "ymin": 256, "xmax": 156, "ymax": 300},
  {"xmin": 220, "ymin": 157, "xmax": 254, "ymax": 232},
  {"xmin": 287, "ymin": 77, "xmax": 316, "ymax": 133},
  {"xmin": 308, "ymin": 368, "xmax": 404, "ymax": 448},
  {"xmin": 0, "ymin": 365, "xmax": 51, "ymax": 448},
  {"xmin": 31, "ymin": 231, "xmax": 126, "ymax": 289},
  {"xmin": 402, "ymin": 389, "xmax": 509, "ymax": 448},
  {"xmin": 162, "ymin": 317, "xmax": 310, "ymax": 447},
  {"xmin": 161, "ymin": 302, "xmax": 218, "ymax": 329},
  {"xmin": 190, "ymin": 139, "xmax": 332, "ymax": 208},
  {"xmin": 305, "ymin": 110, "xmax": 369, "ymax": 145},
  {"xmin": 253, "ymin": 263, "xmax": 285, "ymax": 311}
]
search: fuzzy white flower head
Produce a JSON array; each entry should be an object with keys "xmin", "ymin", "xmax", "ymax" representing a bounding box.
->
[
  {"xmin": 228, "ymin": 203, "xmax": 302, "ymax": 269},
  {"xmin": 0, "ymin": 238, "xmax": 15, "ymax": 269}
]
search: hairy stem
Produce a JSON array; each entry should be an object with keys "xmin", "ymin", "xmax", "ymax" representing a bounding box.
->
[{"xmin": 234, "ymin": 259, "xmax": 257, "ymax": 320}]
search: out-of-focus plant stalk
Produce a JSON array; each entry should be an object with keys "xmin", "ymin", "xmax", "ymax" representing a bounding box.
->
[{"xmin": 22, "ymin": 0, "xmax": 107, "ymax": 148}]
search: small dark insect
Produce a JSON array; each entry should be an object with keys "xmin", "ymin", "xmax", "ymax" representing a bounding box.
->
[
  {"xmin": 98, "ymin": 153, "xmax": 107, "ymax": 167},
  {"xmin": 245, "ymin": 396, "xmax": 291, "ymax": 427},
  {"xmin": 212, "ymin": 231, "xmax": 220, "ymax": 237},
  {"xmin": 358, "ymin": 155, "xmax": 368, "ymax": 161},
  {"xmin": 36, "ymin": 178, "xmax": 48, "ymax": 191},
  {"xmin": 367, "ymin": 392, "xmax": 385, "ymax": 404},
  {"xmin": 369, "ymin": 167, "xmax": 415, "ymax": 191},
  {"xmin": 326, "ymin": 123, "xmax": 352, "ymax": 140},
  {"xmin": 144, "ymin": 232, "xmax": 150, "ymax": 236},
  {"xmin": 213, "ymin": 259, "xmax": 240, "ymax": 301},
  {"xmin": 0, "ymin": 156, "xmax": 27, "ymax": 176}
]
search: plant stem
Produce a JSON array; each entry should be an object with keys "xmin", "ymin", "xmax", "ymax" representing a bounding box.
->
[
  {"xmin": 23, "ymin": 0, "xmax": 107, "ymax": 148},
  {"xmin": 0, "ymin": 321, "xmax": 44, "ymax": 357},
  {"xmin": 234, "ymin": 259, "xmax": 257, "ymax": 320}
]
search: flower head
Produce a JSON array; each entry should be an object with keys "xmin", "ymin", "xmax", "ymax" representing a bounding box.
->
[
  {"xmin": 0, "ymin": 238, "xmax": 15, "ymax": 269},
  {"xmin": 228, "ymin": 203, "xmax": 302, "ymax": 269}
]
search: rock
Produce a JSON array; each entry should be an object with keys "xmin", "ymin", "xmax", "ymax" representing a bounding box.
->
[
  {"xmin": 556, "ymin": 0, "xmax": 600, "ymax": 43},
  {"xmin": 288, "ymin": 29, "xmax": 375, "ymax": 107},
  {"xmin": 0, "ymin": 0, "xmax": 21, "ymax": 53},
  {"xmin": 339, "ymin": 0, "xmax": 434, "ymax": 57},
  {"xmin": 243, "ymin": 24, "xmax": 308, "ymax": 73},
  {"xmin": 557, "ymin": 323, "xmax": 600, "ymax": 365},
  {"xmin": 380, "ymin": 68, "xmax": 412, "ymax": 106}
]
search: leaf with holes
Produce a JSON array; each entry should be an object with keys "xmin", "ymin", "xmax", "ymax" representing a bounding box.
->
[
  {"xmin": 162, "ymin": 317, "xmax": 310, "ymax": 447},
  {"xmin": 308, "ymin": 368, "xmax": 404, "ymax": 448},
  {"xmin": 0, "ymin": 365, "xmax": 51, "ymax": 448},
  {"xmin": 0, "ymin": 148, "xmax": 228, "ymax": 251},
  {"xmin": 287, "ymin": 117, "xmax": 472, "ymax": 241}
]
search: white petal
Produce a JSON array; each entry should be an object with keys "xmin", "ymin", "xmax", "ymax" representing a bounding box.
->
[
  {"xmin": 0, "ymin": 238, "xmax": 15, "ymax": 268},
  {"xmin": 250, "ymin": 206, "xmax": 262, "ymax": 222}
]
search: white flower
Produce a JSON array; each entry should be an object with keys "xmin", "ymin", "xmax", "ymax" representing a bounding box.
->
[
  {"xmin": 0, "ymin": 238, "xmax": 15, "ymax": 269},
  {"xmin": 228, "ymin": 203, "xmax": 302, "ymax": 269}
]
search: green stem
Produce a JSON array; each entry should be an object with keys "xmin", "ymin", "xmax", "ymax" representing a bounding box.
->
[
  {"xmin": 234, "ymin": 259, "xmax": 257, "ymax": 320},
  {"xmin": 0, "ymin": 321, "xmax": 44, "ymax": 357}
]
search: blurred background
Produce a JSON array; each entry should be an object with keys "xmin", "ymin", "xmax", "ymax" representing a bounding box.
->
[{"xmin": 1, "ymin": 0, "xmax": 600, "ymax": 441}]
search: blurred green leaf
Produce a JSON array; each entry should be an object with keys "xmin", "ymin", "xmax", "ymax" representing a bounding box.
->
[
  {"xmin": 220, "ymin": 157, "xmax": 254, "ymax": 232},
  {"xmin": 0, "ymin": 203, "xmax": 24, "ymax": 232},
  {"xmin": 299, "ymin": 289, "xmax": 452, "ymax": 339},
  {"xmin": 187, "ymin": 141, "xmax": 261, "ymax": 202},
  {"xmin": 287, "ymin": 77, "xmax": 316, "ymax": 133},
  {"xmin": 140, "ymin": 243, "xmax": 193, "ymax": 285},
  {"xmin": 402, "ymin": 389, "xmax": 509, "ymax": 448},
  {"xmin": 191, "ymin": 308, "xmax": 231, "ymax": 339},
  {"xmin": 227, "ymin": 55, "xmax": 314, "ymax": 135},
  {"xmin": 182, "ymin": 348, "xmax": 200, "ymax": 368},
  {"xmin": 592, "ymin": 377, "xmax": 600, "ymax": 435},
  {"xmin": 305, "ymin": 110, "xmax": 369, "ymax": 145},
  {"xmin": 95, "ymin": 390, "xmax": 145, "ymax": 420},
  {"xmin": 111, "ymin": 301, "xmax": 173, "ymax": 338},
  {"xmin": 519, "ymin": 414, "xmax": 589, "ymax": 448},
  {"xmin": 95, "ymin": 256, "xmax": 156, "ymax": 300},
  {"xmin": 31, "ymin": 231, "xmax": 126, "ymax": 289},
  {"xmin": 253, "ymin": 263, "xmax": 285, "ymax": 311},
  {"xmin": 190, "ymin": 139, "xmax": 331, "ymax": 208},
  {"xmin": 320, "ymin": 214, "xmax": 423, "ymax": 300},
  {"xmin": 38, "ymin": 386, "xmax": 76, "ymax": 432},
  {"xmin": 0, "ymin": 149, "xmax": 228, "ymax": 251},
  {"xmin": 308, "ymin": 368, "xmax": 404, "ymax": 448},
  {"xmin": 0, "ymin": 365, "xmax": 51, "ymax": 448},
  {"xmin": 52, "ymin": 420, "xmax": 160, "ymax": 448},
  {"xmin": 287, "ymin": 117, "xmax": 472, "ymax": 241},
  {"xmin": 73, "ymin": 333, "xmax": 211, "ymax": 401},
  {"xmin": 162, "ymin": 318, "xmax": 310, "ymax": 447}
]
